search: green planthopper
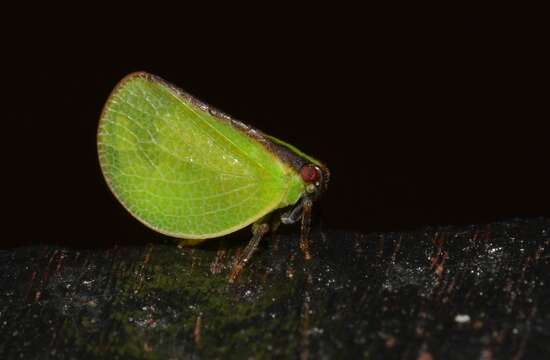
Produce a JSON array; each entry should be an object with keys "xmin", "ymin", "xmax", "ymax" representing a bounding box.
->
[{"xmin": 97, "ymin": 72, "xmax": 329, "ymax": 281}]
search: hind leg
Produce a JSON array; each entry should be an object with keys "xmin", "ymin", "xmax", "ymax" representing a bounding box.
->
[{"xmin": 228, "ymin": 220, "xmax": 270, "ymax": 283}]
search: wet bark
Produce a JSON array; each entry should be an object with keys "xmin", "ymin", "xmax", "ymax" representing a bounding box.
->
[{"xmin": 1, "ymin": 218, "xmax": 549, "ymax": 359}]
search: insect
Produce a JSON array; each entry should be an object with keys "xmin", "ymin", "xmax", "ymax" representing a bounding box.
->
[{"xmin": 97, "ymin": 72, "xmax": 329, "ymax": 281}]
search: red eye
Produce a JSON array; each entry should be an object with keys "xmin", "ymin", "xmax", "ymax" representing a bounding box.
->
[{"xmin": 300, "ymin": 164, "xmax": 318, "ymax": 183}]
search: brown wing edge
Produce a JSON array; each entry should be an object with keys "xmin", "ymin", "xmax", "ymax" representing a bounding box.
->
[{"xmin": 137, "ymin": 72, "xmax": 315, "ymax": 173}]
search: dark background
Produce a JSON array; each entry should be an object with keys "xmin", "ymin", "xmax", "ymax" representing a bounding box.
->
[{"xmin": 6, "ymin": 6, "xmax": 548, "ymax": 247}]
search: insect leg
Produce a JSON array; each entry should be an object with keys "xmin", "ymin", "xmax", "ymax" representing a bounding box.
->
[
  {"xmin": 299, "ymin": 197, "xmax": 313, "ymax": 260},
  {"xmin": 280, "ymin": 199, "xmax": 304, "ymax": 224},
  {"xmin": 228, "ymin": 221, "xmax": 270, "ymax": 283}
]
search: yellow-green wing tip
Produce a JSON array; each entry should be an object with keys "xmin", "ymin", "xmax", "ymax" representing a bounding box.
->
[
  {"xmin": 97, "ymin": 71, "xmax": 150, "ymax": 133},
  {"xmin": 101, "ymin": 72, "xmax": 160, "ymax": 101}
]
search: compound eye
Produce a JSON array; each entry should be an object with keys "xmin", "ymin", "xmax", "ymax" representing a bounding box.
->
[{"xmin": 300, "ymin": 164, "xmax": 319, "ymax": 183}]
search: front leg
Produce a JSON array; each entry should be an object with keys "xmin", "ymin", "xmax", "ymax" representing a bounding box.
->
[
  {"xmin": 299, "ymin": 197, "xmax": 313, "ymax": 260},
  {"xmin": 280, "ymin": 197, "xmax": 313, "ymax": 261}
]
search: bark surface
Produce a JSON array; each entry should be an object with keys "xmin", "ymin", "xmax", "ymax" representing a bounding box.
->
[{"xmin": 1, "ymin": 218, "xmax": 549, "ymax": 359}]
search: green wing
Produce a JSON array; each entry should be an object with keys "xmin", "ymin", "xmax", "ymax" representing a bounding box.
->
[{"xmin": 97, "ymin": 72, "xmax": 302, "ymax": 240}]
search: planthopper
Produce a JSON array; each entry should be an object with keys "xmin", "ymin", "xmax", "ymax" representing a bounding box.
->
[{"xmin": 97, "ymin": 72, "xmax": 330, "ymax": 281}]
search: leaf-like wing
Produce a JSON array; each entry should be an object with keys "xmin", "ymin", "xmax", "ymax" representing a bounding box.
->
[{"xmin": 97, "ymin": 72, "xmax": 292, "ymax": 239}]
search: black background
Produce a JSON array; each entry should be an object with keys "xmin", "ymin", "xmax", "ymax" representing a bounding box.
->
[{"xmin": 6, "ymin": 6, "xmax": 548, "ymax": 247}]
